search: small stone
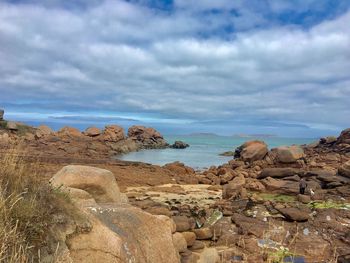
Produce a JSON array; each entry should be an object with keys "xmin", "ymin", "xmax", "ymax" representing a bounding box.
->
[{"xmin": 193, "ymin": 227, "xmax": 213, "ymax": 240}]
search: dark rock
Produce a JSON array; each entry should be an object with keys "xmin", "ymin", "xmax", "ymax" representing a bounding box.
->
[
  {"xmin": 0, "ymin": 109, "xmax": 3, "ymax": 120},
  {"xmin": 258, "ymin": 168, "xmax": 302, "ymax": 179},
  {"xmin": 171, "ymin": 141, "xmax": 189, "ymax": 149},
  {"xmin": 319, "ymin": 136, "xmax": 337, "ymax": 145},
  {"xmin": 276, "ymin": 207, "xmax": 310, "ymax": 222}
]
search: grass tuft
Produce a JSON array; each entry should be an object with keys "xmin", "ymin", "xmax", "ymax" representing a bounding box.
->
[{"xmin": 0, "ymin": 149, "xmax": 76, "ymax": 262}]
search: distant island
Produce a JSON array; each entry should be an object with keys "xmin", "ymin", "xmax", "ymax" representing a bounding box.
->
[
  {"xmin": 187, "ymin": 132, "xmax": 219, "ymax": 137},
  {"xmin": 231, "ymin": 133, "xmax": 277, "ymax": 138}
]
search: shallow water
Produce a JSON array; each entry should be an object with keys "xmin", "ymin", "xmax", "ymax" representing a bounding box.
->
[{"xmin": 117, "ymin": 135, "xmax": 315, "ymax": 169}]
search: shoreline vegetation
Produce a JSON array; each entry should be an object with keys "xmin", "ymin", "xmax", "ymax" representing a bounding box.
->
[{"xmin": 1, "ymin": 109, "xmax": 350, "ymax": 262}]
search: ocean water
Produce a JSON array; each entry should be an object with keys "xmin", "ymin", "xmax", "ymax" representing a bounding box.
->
[{"xmin": 117, "ymin": 135, "xmax": 315, "ymax": 169}]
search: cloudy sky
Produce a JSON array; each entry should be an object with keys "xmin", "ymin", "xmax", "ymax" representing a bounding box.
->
[{"xmin": 0, "ymin": 0, "xmax": 349, "ymax": 137}]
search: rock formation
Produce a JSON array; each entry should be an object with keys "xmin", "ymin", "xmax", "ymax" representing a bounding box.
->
[
  {"xmin": 234, "ymin": 140, "xmax": 268, "ymax": 162},
  {"xmin": 171, "ymin": 141, "xmax": 190, "ymax": 149},
  {"xmin": 0, "ymin": 109, "xmax": 3, "ymax": 120}
]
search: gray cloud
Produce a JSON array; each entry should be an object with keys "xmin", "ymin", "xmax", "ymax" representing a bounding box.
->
[{"xmin": 0, "ymin": 0, "xmax": 349, "ymax": 136}]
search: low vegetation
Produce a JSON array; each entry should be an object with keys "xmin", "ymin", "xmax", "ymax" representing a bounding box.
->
[{"xmin": 0, "ymin": 149, "xmax": 75, "ymax": 263}]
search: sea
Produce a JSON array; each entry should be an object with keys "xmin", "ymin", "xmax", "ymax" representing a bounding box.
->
[{"xmin": 117, "ymin": 135, "xmax": 315, "ymax": 169}]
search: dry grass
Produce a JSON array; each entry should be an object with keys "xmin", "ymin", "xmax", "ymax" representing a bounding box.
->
[{"xmin": 0, "ymin": 149, "xmax": 74, "ymax": 263}]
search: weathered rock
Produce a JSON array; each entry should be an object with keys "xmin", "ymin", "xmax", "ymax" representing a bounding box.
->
[
  {"xmin": 189, "ymin": 241, "xmax": 205, "ymax": 251},
  {"xmin": 128, "ymin": 125, "xmax": 168, "ymax": 149},
  {"xmin": 337, "ymin": 128, "xmax": 350, "ymax": 145},
  {"xmin": 339, "ymin": 161, "xmax": 350, "ymax": 178},
  {"xmin": 6, "ymin": 121, "xmax": 18, "ymax": 130},
  {"xmin": 231, "ymin": 213, "xmax": 268, "ymax": 238},
  {"xmin": 297, "ymin": 194, "xmax": 311, "ymax": 204},
  {"xmin": 171, "ymin": 141, "xmax": 189, "ymax": 149},
  {"xmin": 173, "ymin": 216, "xmax": 195, "ymax": 232},
  {"xmin": 261, "ymin": 177, "xmax": 299, "ymax": 194},
  {"xmin": 234, "ymin": 140, "xmax": 268, "ymax": 162},
  {"xmin": 155, "ymin": 215, "xmax": 177, "ymax": 233},
  {"xmin": 222, "ymin": 174, "xmax": 246, "ymax": 199},
  {"xmin": 275, "ymin": 145, "xmax": 304, "ymax": 163},
  {"xmin": 173, "ymin": 232, "xmax": 188, "ymax": 253},
  {"xmin": 85, "ymin": 127, "xmax": 102, "ymax": 137},
  {"xmin": 193, "ymin": 227, "xmax": 213, "ymax": 240},
  {"xmin": 197, "ymin": 248, "xmax": 219, "ymax": 263},
  {"xmin": 50, "ymin": 165, "xmax": 122, "ymax": 203},
  {"xmin": 258, "ymin": 168, "xmax": 301, "ymax": 179},
  {"xmin": 0, "ymin": 109, "xmax": 4, "ymax": 120},
  {"xmin": 68, "ymin": 204, "xmax": 180, "ymax": 263},
  {"xmin": 164, "ymin": 162, "xmax": 195, "ymax": 175},
  {"xmin": 35, "ymin": 125, "xmax": 54, "ymax": 138},
  {"xmin": 276, "ymin": 207, "xmax": 310, "ymax": 222},
  {"xmin": 319, "ymin": 136, "xmax": 337, "ymax": 145},
  {"xmin": 102, "ymin": 125, "xmax": 125, "ymax": 142},
  {"xmin": 58, "ymin": 126, "xmax": 81, "ymax": 137},
  {"xmin": 293, "ymin": 232, "xmax": 332, "ymax": 262},
  {"xmin": 181, "ymin": 232, "xmax": 196, "ymax": 247}
]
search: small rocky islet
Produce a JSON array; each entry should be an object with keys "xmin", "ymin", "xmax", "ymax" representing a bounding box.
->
[{"xmin": 1, "ymin": 108, "xmax": 350, "ymax": 263}]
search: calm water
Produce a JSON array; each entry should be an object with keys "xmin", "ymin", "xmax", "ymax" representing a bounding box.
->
[{"xmin": 117, "ymin": 135, "xmax": 315, "ymax": 169}]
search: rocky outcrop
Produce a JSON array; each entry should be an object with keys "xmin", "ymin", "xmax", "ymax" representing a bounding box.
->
[
  {"xmin": 234, "ymin": 140, "xmax": 268, "ymax": 162},
  {"xmin": 50, "ymin": 165, "xmax": 122, "ymax": 203},
  {"xmin": 275, "ymin": 145, "xmax": 304, "ymax": 163},
  {"xmin": 337, "ymin": 128, "xmax": 350, "ymax": 145},
  {"xmin": 339, "ymin": 161, "xmax": 350, "ymax": 178},
  {"xmin": 171, "ymin": 141, "xmax": 189, "ymax": 149},
  {"xmin": 35, "ymin": 125, "xmax": 54, "ymax": 138},
  {"xmin": 128, "ymin": 125, "xmax": 168, "ymax": 149},
  {"xmin": 0, "ymin": 109, "xmax": 3, "ymax": 120},
  {"xmin": 102, "ymin": 125, "xmax": 125, "ymax": 142},
  {"xmin": 6, "ymin": 121, "xmax": 18, "ymax": 130},
  {"xmin": 58, "ymin": 126, "xmax": 82, "ymax": 137},
  {"xmin": 258, "ymin": 167, "xmax": 301, "ymax": 179},
  {"xmin": 50, "ymin": 165, "xmax": 180, "ymax": 263},
  {"xmin": 84, "ymin": 127, "xmax": 102, "ymax": 137},
  {"xmin": 276, "ymin": 207, "xmax": 310, "ymax": 222}
]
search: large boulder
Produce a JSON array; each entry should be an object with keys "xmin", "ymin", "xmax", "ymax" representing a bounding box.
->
[
  {"xmin": 35, "ymin": 125, "xmax": 54, "ymax": 138},
  {"xmin": 276, "ymin": 207, "xmax": 310, "ymax": 222},
  {"xmin": 68, "ymin": 204, "xmax": 180, "ymax": 263},
  {"xmin": 261, "ymin": 177, "xmax": 300, "ymax": 194},
  {"xmin": 275, "ymin": 145, "xmax": 304, "ymax": 163},
  {"xmin": 258, "ymin": 168, "xmax": 301, "ymax": 179},
  {"xmin": 6, "ymin": 121, "xmax": 18, "ymax": 130},
  {"xmin": 164, "ymin": 162, "xmax": 195, "ymax": 175},
  {"xmin": 234, "ymin": 140, "xmax": 268, "ymax": 162},
  {"xmin": 171, "ymin": 141, "xmax": 189, "ymax": 149},
  {"xmin": 337, "ymin": 128, "xmax": 350, "ymax": 145},
  {"xmin": 84, "ymin": 127, "xmax": 102, "ymax": 137},
  {"xmin": 50, "ymin": 165, "xmax": 122, "ymax": 203},
  {"xmin": 222, "ymin": 174, "xmax": 246, "ymax": 199},
  {"xmin": 0, "ymin": 109, "xmax": 3, "ymax": 120},
  {"xmin": 339, "ymin": 161, "xmax": 350, "ymax": 178},
  {"xmin": 58, "ymin": 126, "xmax": 81, "ymax": 137},
  {"xmin": 102, "ymin": 125, "xmax": 125, "ymax": 142},
  {"xmin": 128, "ymin": 125, "xmax": 168, "ymax": 149}
]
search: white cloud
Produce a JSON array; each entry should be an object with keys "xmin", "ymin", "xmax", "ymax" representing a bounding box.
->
[{"xmin": 0, "ymin": 0, "xmax": 349, "ymax": 135}]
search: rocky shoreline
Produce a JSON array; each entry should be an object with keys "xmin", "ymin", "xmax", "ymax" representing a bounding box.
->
[{"xmin": 1, "ymin": 109, "xmax": 350, "ymax": 263}]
